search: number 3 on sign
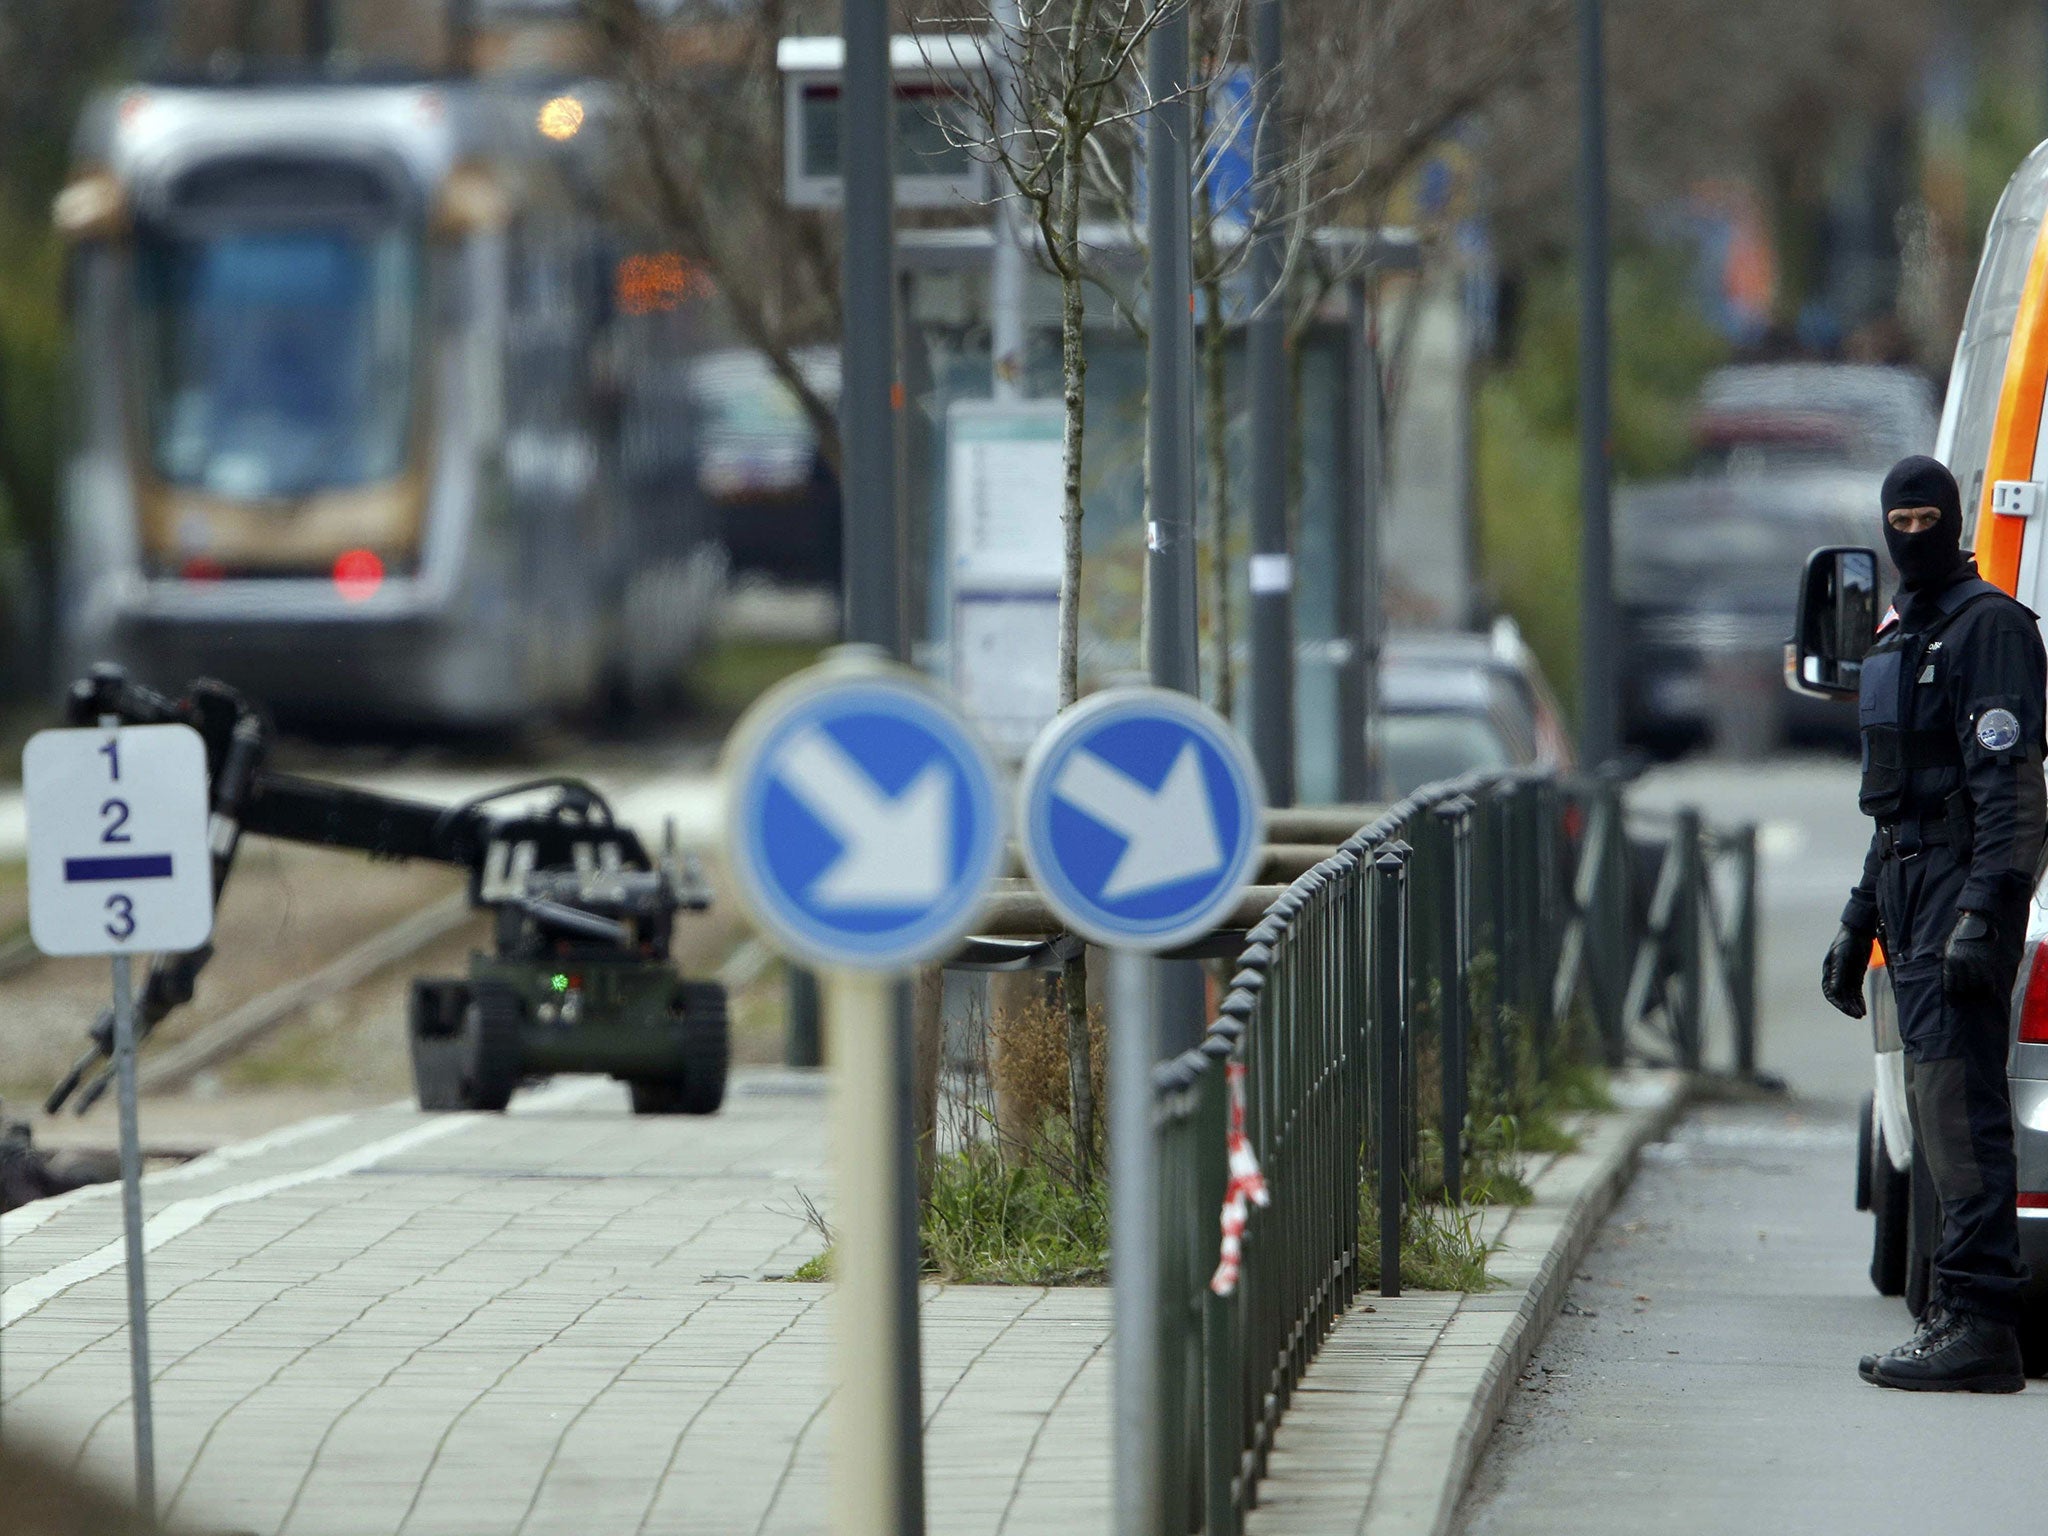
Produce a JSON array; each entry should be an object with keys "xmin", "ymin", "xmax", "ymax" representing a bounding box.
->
[{"xmin": 105, "ymin": 894, "xmax": 135, "ymax": 941}]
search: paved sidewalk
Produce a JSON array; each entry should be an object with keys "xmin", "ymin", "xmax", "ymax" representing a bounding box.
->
[
  {"xmin": 1, "ymin": 1072, "xmax": 1110, "ymax": 1536},
  {"xmin": 1245, "ymin": 1071, "xmax": 1687, "ymax": 1536}
]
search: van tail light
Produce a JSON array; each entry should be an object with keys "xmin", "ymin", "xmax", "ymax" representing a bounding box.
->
[{"xmin": 2018, "ymin": 942, "xmax": 2048, "ymax": 1043}]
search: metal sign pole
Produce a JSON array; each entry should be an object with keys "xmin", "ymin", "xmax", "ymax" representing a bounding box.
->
[
  {"xmin": 111, "ymin": 949, "xmax": 156, "ymax": 1516},
  {"xmin": 20, "ymin": 712, "xmax": 211, "ymax": 1515},
  {"xmin": 823, "ymin": 970, "xmax": 902, "ymax": 1535},
  {"xmin": 1107, "ymin": 946, "xmax": 1160, "ymax": 1535},
  {"xmin": 1575, "ymin": 0, "xmax": 1616, "ymax": 765},
  {"xmin": 1016, "ymin": 686, "xmax": 1264, "ymax": 1536},
  {"xmin": 86, "ymin": 708, "xmax": 158, "ymax": 1514}
]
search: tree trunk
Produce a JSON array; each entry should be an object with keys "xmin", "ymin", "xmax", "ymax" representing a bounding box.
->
[
  {"xmin": 1055, "ymin": 132, "xmax": 1087, "ymax": 711},
  {"xmin": 1062, "ymin": 952, "xmax": 1096, "ymax": 1181},
  {"xmin": 1053, "ymin": 121, "xmax": 1097, "ymax": 1179},
  {"xmin": 1196, "ymin": 198, "xmax": 1234, "ymax": 716},
  {"xmin": 912, "ymin": 963, "xmax": 945, "ymax": 1207}
]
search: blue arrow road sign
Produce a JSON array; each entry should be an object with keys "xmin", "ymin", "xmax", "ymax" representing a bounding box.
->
[
  {"xmin": 1019, "ymin": 688, "xmax": 1266, "ymax": 951},
  {"xmin": 724, "ymin": 662, "xmax": 1004, "ymax": 971}
]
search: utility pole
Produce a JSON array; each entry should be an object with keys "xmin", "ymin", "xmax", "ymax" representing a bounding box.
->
[
  {"xmin": 837, "ymin": 5, "xmax": 925, "ymax": 1534},
  {"xmin": 446, "ymin": 0, "xmax": 476, "ymax": 75},
  {"xmin": 305, "ymin": 0, "xmax": 333, "ymax": 64},
  {"xmin": 1575, "ymin": 0, "xmax": 1616, "ymax": 767},
  {"xmin": 1145, "ymin": 1, "xmax": 1206, "ymax": 1060},
  {"xmin": 990, "ymin": 0, "xmax": 1028, "ymax": 402},
  {"xmin": 843, "ymin": 4, "xmax": 904, "ymax": 661},
  {"xmin": 1146, "ymin": 10, "xmax": 1199, "ymax": 699},
  {"xmin": 1247, "ymin": 0, "xmax": 1294, "ymax": 806},
  {"xmin": 1338, "ymin": 274, "xmax": 1382, "ymax": 803}
]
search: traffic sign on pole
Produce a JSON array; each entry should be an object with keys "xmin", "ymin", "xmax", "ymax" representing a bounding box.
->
[
  {"xmin": 21, "ymin": 719, "xmax": 214, "ymax": 1520},
  {"xmin": 723, "ymin": 650, "xmax": 1001, "ymax": 1536},
  {"xmin": 1017, "ymin": 687, "xmax": 1263, "ymax": 1536},
  {"xmin": 724, "ymin": 656, "xmax": 1003, "ymax": 972},
  {"xmin": 1019, "ymin": 687, "xmax": 1266, "ymax": 953}
]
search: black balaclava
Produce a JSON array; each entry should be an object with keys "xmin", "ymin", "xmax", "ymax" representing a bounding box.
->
[{"xmin": 1880, "ymin": 454, "xmax": 1968, "ymax": 592}]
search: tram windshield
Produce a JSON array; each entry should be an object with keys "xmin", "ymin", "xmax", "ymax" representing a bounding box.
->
[{"xmin": 136, "ymin": 225, "xmax": 419, "ymax": 500}]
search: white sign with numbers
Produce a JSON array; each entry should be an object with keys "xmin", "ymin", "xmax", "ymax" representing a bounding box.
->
[{"xmin": 23, "ymin": 724, "xmax": 215, "ymax": 956}]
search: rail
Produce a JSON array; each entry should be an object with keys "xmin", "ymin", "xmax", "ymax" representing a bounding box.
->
[{"xmin": 1150, "ymin": 768, "xmax": 1758, "ymax": 1533}]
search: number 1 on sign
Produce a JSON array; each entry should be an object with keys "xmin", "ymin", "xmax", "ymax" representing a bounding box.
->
[{"xmin": 100, "ymin": 737, "xmax": 120, "ymax": 781}]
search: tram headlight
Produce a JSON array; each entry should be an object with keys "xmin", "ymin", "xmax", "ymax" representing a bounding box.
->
[{"xmin": 537, "ymin": 96, "xmax": 585, "ymax": 142}]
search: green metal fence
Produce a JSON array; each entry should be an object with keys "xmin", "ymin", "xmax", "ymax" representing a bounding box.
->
[{"xmin": 1151, "ymin": 768, "xmax": 1758, "ymax": 1533}]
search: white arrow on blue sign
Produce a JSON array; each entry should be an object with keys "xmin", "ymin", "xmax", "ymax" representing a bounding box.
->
[
  {"xmin": 724, "ymin": 659, "xmax": 1004, "ymax": 972},
  {"xmin": 1018, "ymin": 687, "xmax": 1266, "ymax": 951}
]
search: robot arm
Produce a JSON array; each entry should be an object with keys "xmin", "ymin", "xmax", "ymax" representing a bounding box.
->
[{"xmin": 45, "ymin": 668, "xmax": 694, "ymax": 1114}]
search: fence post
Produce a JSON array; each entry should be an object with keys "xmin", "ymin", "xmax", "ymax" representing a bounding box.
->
[
  {"xmin": 1672, "ymin": 808, "xmax": 1704, "ymax": 1072},
  {"xmin": 1432, "ymin": 798, "xmax": 1472, "ymax": 1204},
  {"xmin": 1479, "ymin": 786, "xmax": 1508, "ymax": 1086},
  {"xmin": 1729, "ymin": 822, "xmax": 1759, "ymax": 1080},
  {"xmin": 1374, "ymin": 846, "xmax": 1408, "ymax": 1297},
  {"xmin": 1199, "ymin": 1037, "xmax": 1240, "ymax": 1536},
  {"xmin": 1532, "ymin": 779, "xmax": 1558, "ymax": 1063},
  {"xmin": 1583, "ymin": 777, "xmax": 1626, "ymax": 1068}
]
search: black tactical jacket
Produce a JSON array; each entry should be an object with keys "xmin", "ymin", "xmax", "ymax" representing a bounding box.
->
[{"xmin": 1842, "ymin": 564, "xmax": 2048, "ymax": 944}]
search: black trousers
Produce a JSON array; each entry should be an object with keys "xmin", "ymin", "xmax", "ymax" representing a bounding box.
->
[{"xmin": 1884, "ymin": 871, "xmax": 2029, "ymax": 1325}]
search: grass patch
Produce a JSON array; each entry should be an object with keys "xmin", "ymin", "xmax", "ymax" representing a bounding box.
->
[
  {"xmin": 689, "ymin": 639, "xmax": 825, "ymax": 721},
  {"xmin": 922, "ymin": 1133, "xmax": 1109, "ymax": 1285},
  {"xmin": 780, "ymin": 1120, "xmax": 1110, "ymax": 1287},
  {"xmin": 1459, "ymin": 1115, "xmax": 1537, "ymax": 1208},
  {"xmin": 1542, "ymin": 1058, "xmax": 1616, "ymax": 1115},
  {"xmin": 1359, "ymin": 1182, "xmax": 1497, "ymax": 1293}
]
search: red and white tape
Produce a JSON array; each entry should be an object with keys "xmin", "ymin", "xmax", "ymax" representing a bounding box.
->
[{"xmin": 1210, "ymin": 1059, "xmax": 1270, "ymax": 1297}]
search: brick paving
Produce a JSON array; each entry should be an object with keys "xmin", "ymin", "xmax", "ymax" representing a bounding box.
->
[{"xmin": 1, "ymin": 1072, "xmax": 1110, "ymax": 1536}]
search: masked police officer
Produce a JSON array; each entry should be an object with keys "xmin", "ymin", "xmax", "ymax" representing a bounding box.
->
[{"xmin": 1822, "ymin": 454, "xmax": 2048, "ymax": 1392}]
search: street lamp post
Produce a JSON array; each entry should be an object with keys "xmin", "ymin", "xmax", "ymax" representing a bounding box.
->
[
  {"xmin": 1247, "ymin": 0, "xmax": 1294, "ymax": 806},
  {"xmin": 1576, "ymin": 0, "xmax": 1616, "ymax": 767}
]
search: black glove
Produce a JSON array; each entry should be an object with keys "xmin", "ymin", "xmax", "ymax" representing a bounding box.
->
[
  {"xmin": 1822, "ymin": 926, "xmax": 1874, "ymax": 1019},
  {"xmin": 1943, "ymin": 910, "xmax": 2002, "ymax": 1001}
]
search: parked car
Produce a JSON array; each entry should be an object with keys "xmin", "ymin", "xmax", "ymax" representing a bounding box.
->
[
  {"xmin": 1693, "ymin": 363, "xmax": 1938, "ymax": 478},
  {"xmin": 1618, "ymin": 470, "xmax": 1878, "ymax": 755},
  {"xmin": 1620, "ymin": 363, "xmax": 1936, "ymax": 757},
  {"xmin": 1374, "ymin": 622, "xmax": 1575, "ymax": 796}
]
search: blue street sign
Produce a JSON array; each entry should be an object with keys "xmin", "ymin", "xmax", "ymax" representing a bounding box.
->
[
  {"xmin": 724, "ymin": 658, "xmax": 1004, "ymax": 972},
  {"xmin": 1018, "ymin": 688, "xmax": 1266, "ymax": 951}
]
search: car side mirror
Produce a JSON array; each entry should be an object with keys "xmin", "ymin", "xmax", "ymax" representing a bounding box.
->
[{"xmin": 1786, "ymin": 545, "xmax": 1879, "ymax": 700}]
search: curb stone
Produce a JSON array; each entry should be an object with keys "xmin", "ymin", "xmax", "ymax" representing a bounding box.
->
[{"xmin": 1246, "ymin": 1068, "xmax": 1689, "ymax": 1536}]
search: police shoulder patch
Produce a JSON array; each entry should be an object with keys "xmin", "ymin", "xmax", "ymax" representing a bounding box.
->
[{"xmin": 1977, "ymin": 708, "xmax": 2022, "ymax": 752}]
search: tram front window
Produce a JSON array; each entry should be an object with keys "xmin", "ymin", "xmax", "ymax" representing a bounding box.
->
[{"xmin": 137, "ymin": 227, "xmax": 418, "ymax": 500}]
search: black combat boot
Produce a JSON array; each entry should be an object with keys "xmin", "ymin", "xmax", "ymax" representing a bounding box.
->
[
  {"xmin": 1870, "ymin": 1309, "xmax": 2026, "ymax": 1393},
  {"xmin": 1859, "ymin": 1304, "xmax": 1951, "ymax": 1384}
]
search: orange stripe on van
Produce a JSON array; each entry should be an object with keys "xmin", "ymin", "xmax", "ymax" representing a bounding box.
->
[{"xmin": 1975, "ymin": 219, "xmax": 2048, "ymax": 596}]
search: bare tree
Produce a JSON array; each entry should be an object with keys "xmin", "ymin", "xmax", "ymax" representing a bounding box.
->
[
  {"xmin": 950, "ymin": 0, "xmax": 1187, "ymax": 710},
  {"xmin": 585, "ymin": 0, "xmax": 849, "ymax": 473},
  {"xmin": 942, "ymin": 0, "xmax": 1193, "ymax": 1181}
]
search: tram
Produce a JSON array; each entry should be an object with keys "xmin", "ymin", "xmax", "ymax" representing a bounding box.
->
[{"xmin": 51, "ymin": 77, "xmax": 722, "ymax": 729}]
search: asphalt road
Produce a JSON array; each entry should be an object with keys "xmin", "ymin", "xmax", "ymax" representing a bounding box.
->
[{"xmin": 1458, "ymin": 754, "xmax": 2048, "ymax": 1536}]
